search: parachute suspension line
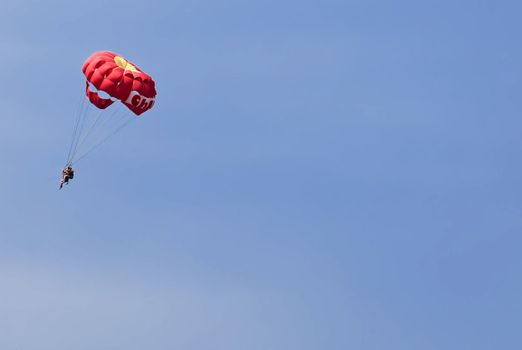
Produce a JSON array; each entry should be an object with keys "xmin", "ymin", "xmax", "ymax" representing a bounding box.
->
[
  {"xmin": 73, "ymin": 112, "xmax": 135, "ymax": 164},
  {"xmin": 68, "ymin": 94, "xmax": 91, "ymax": 165},
  {"xmin": 71, "ymin": 103, "xmax": 126, "ymax": 162},
  {"xmin": 65, "ymin": 98, "xmax": 81, "ymax": 164},
  {"xmin": 65, "ymin": 92, "xmax": 88, "ymax": 166},
  {"xmin": 65, "ymin": 97, "xmax": 82, "ymax": 165},
  {"xmin": 87, "ymin": 102, "xmax": 125, "ymax": 138},
  {"xmin": 70, "ymin": 106, "xmax": 108, "ymax": 160}
]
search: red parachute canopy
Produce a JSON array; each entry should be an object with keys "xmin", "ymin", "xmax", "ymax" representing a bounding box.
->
[{"xmin": 82, "ymin": 51, "xmax": 156, "ymax": 116}]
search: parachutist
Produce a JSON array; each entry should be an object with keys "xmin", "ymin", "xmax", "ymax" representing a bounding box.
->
[{"xmin": 59, "ymin": 166, "xmax": 75, "ymax": 189}]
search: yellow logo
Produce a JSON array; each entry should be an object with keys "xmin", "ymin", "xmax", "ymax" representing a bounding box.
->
[{"xmin": 114, "ymin": 56, "xmax": 140, "ymax": 73}]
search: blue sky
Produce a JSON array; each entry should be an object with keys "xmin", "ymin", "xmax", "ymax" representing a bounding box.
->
[{"xmin": 1, "ymin": 0, "xmax": 521, "ymax": 349}]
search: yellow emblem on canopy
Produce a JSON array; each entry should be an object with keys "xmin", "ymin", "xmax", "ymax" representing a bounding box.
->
[{"xmin": 114, "ymin": 56, "xmax": 140, "ymax": 73}]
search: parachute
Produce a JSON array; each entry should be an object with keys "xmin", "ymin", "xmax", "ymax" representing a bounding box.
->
[{"xmin": 65, "ymin": 51, "xmax": 157, "ymax": 166}]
